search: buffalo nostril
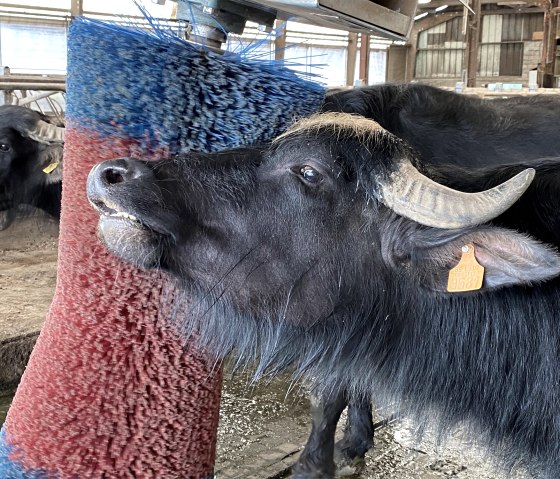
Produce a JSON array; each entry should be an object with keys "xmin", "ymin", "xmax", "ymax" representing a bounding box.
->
[
  {"xmin": 102, "ymin": 168, "xmax": 126, "ymax": 185},
  {"xmin": 97, "ymin": 159, "xmax": 155, "ymax": 186}
]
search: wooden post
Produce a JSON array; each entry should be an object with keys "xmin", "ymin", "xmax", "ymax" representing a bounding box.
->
[
  {"xmin": 359, "ymin": 33, "xmax": 370, "ymax": 85},
  {"xmin": 346, "ymin": 32, "xmax": 358, "ymax": 86},
  {"xmin": 541, "ymin": 0, "xmax": 557, "ymax": 86},
  {"xmin": 274, "ymin": 20, "xmax": 287, "ymax": 61},
  {"xmin": 541, "ymin": 1, "xmax": 551, "ymax": 86},
  {"xmin": 71, "ymin": 0, "xmax": 83, "ymax": 17},
  {"xmin": 2, "ymin": 66, "xmax": 14, "ymax": 106},
  {"xmin": 465, "ymin": 0, "xmax": 481, "ymax": 87}
]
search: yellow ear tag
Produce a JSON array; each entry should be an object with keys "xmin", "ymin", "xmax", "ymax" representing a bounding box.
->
[
  {"xmin": 42, "ymin": 161, "xmax": 60, "ymax": 174},
  {"xmin": 447, "ymin": 243, "xmax": 485, "ymax": 293}
]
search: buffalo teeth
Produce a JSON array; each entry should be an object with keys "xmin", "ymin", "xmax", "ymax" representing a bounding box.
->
[{"xmin": 105, "ymin": 211, "xmax": 140, "ymax": 222}]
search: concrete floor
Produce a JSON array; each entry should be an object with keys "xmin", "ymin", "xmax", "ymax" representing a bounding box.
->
[
  {"xmin": 214, "ymin": 373, "xmax": 533, "ymax": 479},
  {"xmin": 0, "ymin": 371, "xmax": 535, "ymax": 479}
]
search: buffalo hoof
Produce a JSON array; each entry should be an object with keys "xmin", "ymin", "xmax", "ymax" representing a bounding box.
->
[
  {"xmin": 333, "ymin": 440, "xmax": 368, "ymax": 476},
  {"xmin": 290, "ymin": 472, "xmax": 334, "ymax": 479},
  {"xmin": 290, "ymin": 461, "xmax": 363, "ymax": 479},
  {"xmin": 0, "ymin": 209, "xmax": 15, "ymax": 231},
  {"xmin": 290, "ymin": 461, "xmax": 335, "ymax": 479},
  {"xmin": 334, "ymin": 455, "xmax": 366, "ymax": 477}
]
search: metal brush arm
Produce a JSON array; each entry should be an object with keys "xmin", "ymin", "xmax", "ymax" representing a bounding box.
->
[{"xmin": 168, "ymin": 0, "xmax": 416, "ymax": 46}]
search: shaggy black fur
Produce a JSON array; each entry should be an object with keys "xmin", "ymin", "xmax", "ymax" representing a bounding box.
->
[
  {"xmin": 87, "ymin": 119, "xmax": 560, "ymax": 478},
  {"xmin": 314, "ymin": 84, "xmax": 560, "ymax": 476},
  {"xmin": 0, "ymin": 105, "xmax": 63, "ymax": 230},
  {"xmin": 322, "ymin": 83, "xmax": 560, "ymax": 167}
]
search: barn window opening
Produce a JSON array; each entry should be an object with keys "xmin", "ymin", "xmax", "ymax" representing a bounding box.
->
[
  {"xmin": 479, "ymin": 13, "xmax": 543, "ymax": 77},
  {"xmin": 415, "ymin": 16, "xmax": 465, "ymax": 79},
  {"xmin": 415, "ymin": 12, "xmax": 543, "ymax": 81}
]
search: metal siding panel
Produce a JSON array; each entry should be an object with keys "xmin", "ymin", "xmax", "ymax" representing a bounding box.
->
[
  {"xmin": 418, "ymin": 30, "xmax": 428, "ymax": 49},
  {"xmin": 523, "ymin": 13, "xmax": 544, "ymax": 40},
  {"xmin": 415, "ymin": 18, "xmax": 465, "ymax": 78},
  {"xmin": 482, "ymin": 15, "xmax": 502, "ymax": 43},
  {"xmin": 479, "ymin": 44, "xmax": 500, "ymax": 76},
  {"xmin": 499, "ymin": 42, "xmax": 523, "ymax": 75}
]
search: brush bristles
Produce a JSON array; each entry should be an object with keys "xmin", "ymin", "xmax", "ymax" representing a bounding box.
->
[{"xmin": 67, "ymin": 17, "xmax": 326, "ymax": 153}]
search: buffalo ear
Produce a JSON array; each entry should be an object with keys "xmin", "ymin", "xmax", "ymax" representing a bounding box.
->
[{"xmin": 405, "ymin": 227, "xmax": 560, "ymax": 293}]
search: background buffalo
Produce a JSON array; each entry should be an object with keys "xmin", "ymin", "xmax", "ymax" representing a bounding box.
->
[
  {"xmin": 322, "ymin": 83, "xmax": 560, "ymax": 166},
  {"xmin": 0, "ymin": 105, "xmax": 64, "ymax": 230}
]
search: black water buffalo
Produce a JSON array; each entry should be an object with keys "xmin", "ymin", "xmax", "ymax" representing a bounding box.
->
[
  {"xmin": 322, "ymin": 83, "xmax": 560, "ymax": 166},
  {"xmin": 87, "ymin": 113, "xmax": 560, "ymax": 478},
  {"xmin": 304, "ymin": 83, "xmax": 560, "ymax": 476},
  {"xmin": 0, "ymin": 105, "xmax": 64, "ymax": 230}
]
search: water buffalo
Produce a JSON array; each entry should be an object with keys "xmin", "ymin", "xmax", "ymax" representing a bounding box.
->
[
  {"xmin": 322, "ymin": 83, "xmax": 560, "ymax": 166},
  {"xmin": 0, "ymin": 105, "xmax": 64, "ymax": 230},
  {"xmin": 305, "ymin": 83, "xmax": 560, "ymax": 476},
  {"xmin": 87, "ymin": 113, "xmax": 560, "ymax": 478}
]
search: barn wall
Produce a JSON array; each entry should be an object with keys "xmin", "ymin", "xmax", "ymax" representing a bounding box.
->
[
  {"xmin": 414, "ymin": 12, "xmax": 544, "ymax": 87},
  {"xmin": 0, "ymin": 11, "xmax": 391, "ymax": 88},
  {"xmin": 0, "ymin": 18, "xmax": 67, "ymax": 74},
  {"xmin": 415, "ymin": 17, "xmax": 465, "ymax": 79},
  {"xmin": 523, "ymin": 41, "xmax": 542, "ymax": 78},
  {"xmin": 479, "ymin": 14, "xmax": 502, "ymax": 77},
  {"xmin": 386, "ymin": 45, "xmax": 409, "ymax": 82}
]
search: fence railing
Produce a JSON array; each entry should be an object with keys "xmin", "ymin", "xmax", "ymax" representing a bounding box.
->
[{"xmin": 0, "ymin": 70, "xmax": 66, "ymax": 124}]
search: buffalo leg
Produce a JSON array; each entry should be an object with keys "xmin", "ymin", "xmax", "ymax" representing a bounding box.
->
[
  {"xmin": 334, "ymin": 398, "xmax": 374, "ymax": 472},
  {"xmin": 291, "ymin": 390, "xmax": 348, "ymax": 479}
]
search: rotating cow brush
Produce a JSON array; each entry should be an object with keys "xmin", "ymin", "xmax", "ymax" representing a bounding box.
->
[{"xmin": 0, "ymin": 12, "xmax": 325, "ymax": 479}]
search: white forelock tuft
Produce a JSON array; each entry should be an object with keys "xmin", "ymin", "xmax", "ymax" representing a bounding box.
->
[{"xmin": 274, "ymin": 112, "xmax": 386, "ymax": 143}]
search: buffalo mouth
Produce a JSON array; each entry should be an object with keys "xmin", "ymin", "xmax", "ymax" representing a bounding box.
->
[
  {"xmin": 89, "ymin": 196, "xmax": 174, "ymax": 236},
  {"xmin": 89, "ymin": 198, "xmax": 171, "ymax": 269},
  {"xmin": 90, "ymin": 199, "xmax": 144, "ymax": 226}
]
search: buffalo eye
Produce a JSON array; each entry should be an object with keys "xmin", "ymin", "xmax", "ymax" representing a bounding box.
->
[
  {"xmin": 0, "ymin": 143, "xmax": 9, "ymax": 152},
  {"xmin": 299, "ymin": 165, "xmax": 322, "ymax": 184}
]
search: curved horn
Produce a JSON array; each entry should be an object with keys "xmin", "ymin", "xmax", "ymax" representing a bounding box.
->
[
  {"xmin": 25, "ymin": 120, "xmax": 65, "ymax": 144},
  {"xmin": 379, "ymin": 159, "xmax": 535, "ymax": 229}
]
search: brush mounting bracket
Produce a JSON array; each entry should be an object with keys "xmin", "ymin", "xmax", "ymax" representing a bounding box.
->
[{"xmin": 173, "ymin": 0, "xmax": 416, "ymax": 46}]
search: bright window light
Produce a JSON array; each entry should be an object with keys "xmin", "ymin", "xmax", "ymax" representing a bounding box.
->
[
  {"xmin": 414, "ymin": 12, "xmax": 429, "ymax": 20},
  {"xmin": 435, "ymin": 4, "xmax": 449, "ymax": 11}
]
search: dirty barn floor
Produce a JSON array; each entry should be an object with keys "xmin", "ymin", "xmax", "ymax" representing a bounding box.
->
[{"xmin": 0, "ymin": 216, "xmax": 533, "ymax": 479}]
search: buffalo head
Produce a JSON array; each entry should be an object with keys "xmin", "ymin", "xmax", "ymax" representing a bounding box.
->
[
  {"xmin": 86, "ymin": 113, "xmax": 560, "ymax": 349},
  {"xmin": 0, "ymin": 105, "xmax": 65, "ymax": 229}
]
